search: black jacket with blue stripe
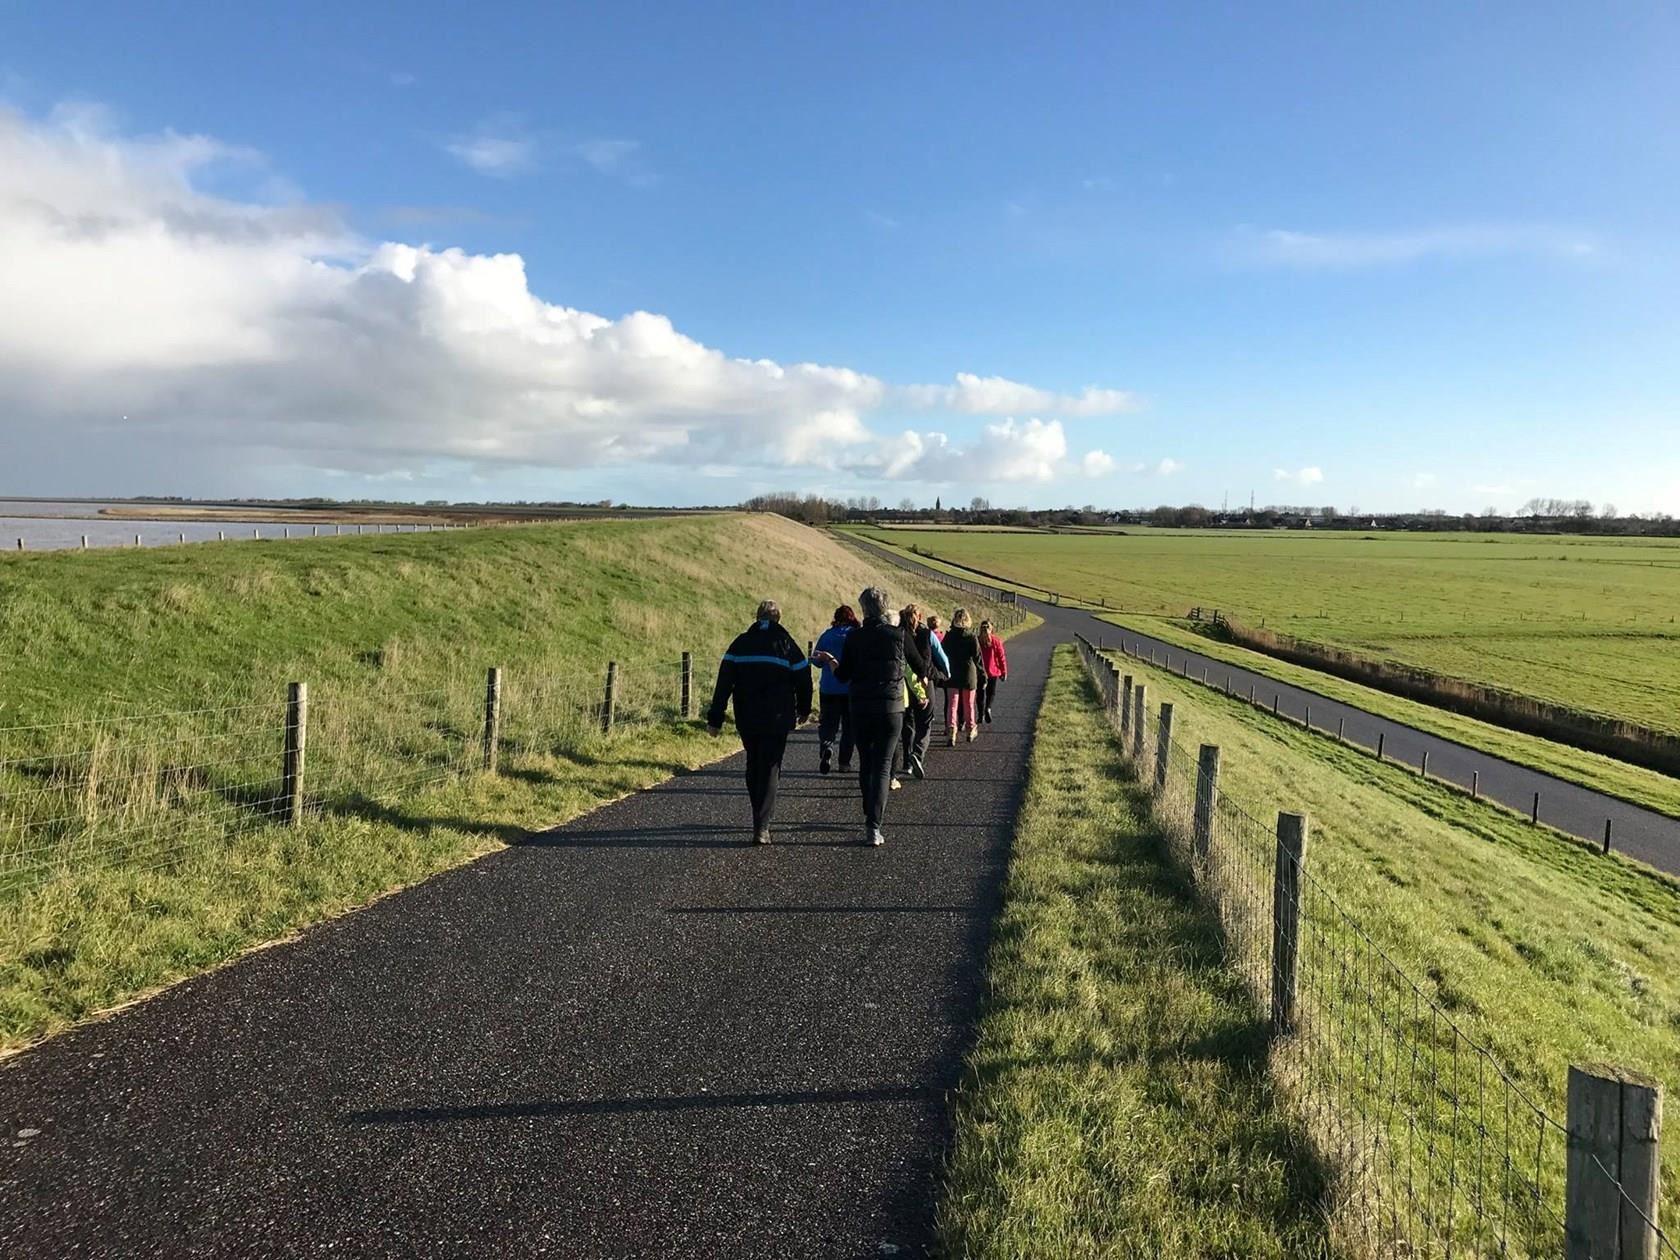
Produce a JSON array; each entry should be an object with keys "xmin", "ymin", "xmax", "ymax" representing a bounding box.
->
[{"xmin": 706, "ymin": 620, "xmax": 813, "ymax": 735}]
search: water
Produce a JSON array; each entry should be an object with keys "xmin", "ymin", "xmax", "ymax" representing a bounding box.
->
[{"xmin": 0, "ymin": 501, "xmax": 433, "ymax": 552}]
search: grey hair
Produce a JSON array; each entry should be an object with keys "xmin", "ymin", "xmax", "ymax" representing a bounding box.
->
[
  {"xmin": 756, "ymin": 599, "xmax": 781, "ymax": 623},
  {"xmin": 858, "ymin": 586, "xmax": 889, "ymax": 619}
]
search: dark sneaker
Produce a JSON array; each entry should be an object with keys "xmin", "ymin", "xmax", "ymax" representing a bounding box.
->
[
  {"xmin": 819, "ymin": 747, "xmax": 832, "ymax": 775},
  {"xmin": 910, "ymin": 756, "xmax": 926, "ymax": 780}
]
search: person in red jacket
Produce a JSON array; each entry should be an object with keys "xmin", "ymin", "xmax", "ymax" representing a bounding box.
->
[{"xmin": 976, "ymin": 619, "xmax": 1008, "ymax": 724}]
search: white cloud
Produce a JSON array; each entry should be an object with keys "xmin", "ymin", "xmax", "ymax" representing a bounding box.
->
[
  {"xmin": 860, "ymin": 418, "xmax": 1071, "ymax": 484},
  {"xmin": 1233, "ymin": 224, "xmax": 1599, "ymax": 269},
  {"xmin": 0, "ymin": 106, "xmax": 1129, "ymax": 491},
  {"xmin": 904, "ymin": 372, "xmax": 1135, "ymax": 417},
  {"xmin": 1081, "ymin": 450, "xmax": 1116, "ymax": 477},
  {"xmin": 1274, "ymin": 466, "xmax": 1325, "ymax": 485},
  {"xmin": 445, "ymin": 120, "xmax": 536, "ymax": 177},
  {"xmin": 1154, "ymin": 457, "xmax": 1183, "ymax": 476}
]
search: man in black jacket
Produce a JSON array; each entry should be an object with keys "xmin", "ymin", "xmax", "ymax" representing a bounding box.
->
[
  {"xmin": 818, "ymin": 586, "xmax": 904, "ymax": 847},
  {"xmin": 707, "ymin": 599, "xmax": 812, "ymax": 844}
]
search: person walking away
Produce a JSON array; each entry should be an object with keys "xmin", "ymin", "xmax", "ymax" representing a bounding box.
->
[
  {"xmin": 814, "ymin": 605, "xmax": 859, "ymax": 774},
  {"xmin": 898, "ymin": 603, "xmax": 937, "ymax": 780},
  {"xmin": 925, "ymin": 613, "xmax": 952, "ymax": 739},
  {"xmin": 706, "ymin": 599, "xmax": 812, "ymax": 844},
  {"xmin": 941, "ymin": 608, "xmax": 981, "ymax": 744},
  {"xmin": 976, "ymin": 619, "xmax": 1008, "ymax": 724},
  {"xmin": 814, "ymin": 586, "xmax": 903, "ymax": 846},
  {"xmin": 917, "ymin": 610, "xmax": 951, "ymax": 751}
]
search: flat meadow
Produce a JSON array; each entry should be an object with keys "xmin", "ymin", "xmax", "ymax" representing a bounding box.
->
[{"xmin": 846, "ymin": 525, "xmax": 1680, "ymax": 737}]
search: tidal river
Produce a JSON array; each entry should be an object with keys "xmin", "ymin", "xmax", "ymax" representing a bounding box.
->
[{"xmin": 0, "ymin": 500, "xmax": 430, "ymax": 552}]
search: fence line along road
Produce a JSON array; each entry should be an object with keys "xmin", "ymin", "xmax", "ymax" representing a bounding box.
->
[
  {"xmin": 1074, "ymin": 634, "xmax": 1673, "ymax": 1260},
  {"xmin": 841, "ymin": 533, "xmax": 1680, "ymax": 881}
]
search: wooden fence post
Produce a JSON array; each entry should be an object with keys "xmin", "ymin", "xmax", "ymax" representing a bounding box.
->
[
  {"xmin": 1153, "ymin": 702, "xmax": 1174, "ymax": 794},
  {"xmin": 1132, "ymin": 684, "xmax": 1147, "ymax": 762},
  {"xmin": 1565, "ymin": 1064, "xmax": 1663, "ymax": 1259},
  {"xmin": 282, "ymin": 682, "xmax": 308, "ymax": 825},
  {"xmin": 1604, "ymin": 818, "xmax": 1613, "ymax": 855},
  {"xmin": 1120, "ymin": 675, "xmax": 1133, "ymax": 739},
  {"xmin": 1533, "ymin": 791, "xmax": 1541, "ymax": 824},
  {"xmin": 682, "ymin": 652, "xmax": 694, "ymax": 718},
  {"xmin": 1271, "ymin": 811, "xmax": 1308, "ymax": 1035},
  {"xmin": 1337, "ymin": 716, "xmax": 1345, "ymax": 741},
  {"xmin": 1421, "ymin": 750, "xmax": 1430, "ymax": 777},
  {"xmin": 1193, "ymin": 744, "xmax": 1221, "ymax": 868},
  {"xmin": 602, "ymin": 661, "xmax": 618, "ymax": 735},
  {"xmin": 1377, "ymin": 732, "xmax": 1386, "ymax": 760},
  {"xmin": 482, "ymin": 667, "xmax": 502, "ymax": 772},
  {"xmin": 1472, "ymin": 770, "xmax": 1480, "ymax": 798}
]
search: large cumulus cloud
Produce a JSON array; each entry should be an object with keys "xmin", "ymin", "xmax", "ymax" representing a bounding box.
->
[{"xmin": 0, "ymin": 105, "xmax": 1130, "ymax": 488}]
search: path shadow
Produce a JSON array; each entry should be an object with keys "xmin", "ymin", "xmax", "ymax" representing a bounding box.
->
[
  {"xmin": 668, "ymin": 904, "xmax": 985, "ymax": 915},
  {"xmin": 331, "ymin": 792, "xmax": 534, "ymax": 845},
  {"xmin": 346, "ymin": 1084, "xmax": 939, "ymax": 1126}
]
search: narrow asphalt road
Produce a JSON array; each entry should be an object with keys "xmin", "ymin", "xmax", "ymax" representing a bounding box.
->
[
  {"xmin": 850, "ymin": 536, "xmax": 1680, "ymax": 879},
  {"xmin": 0, "ymin": 626, "xmax": 1055, "ymax": 1258}
]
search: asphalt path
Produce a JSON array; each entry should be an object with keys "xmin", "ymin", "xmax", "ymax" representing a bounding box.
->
[
  {"xmin": 850, "ymin": 536, "xmax": 1680, "ymax": 880},
  {"xmin": 0, "ymin": 625, "xmax": 1054, "ymax": 1258}
]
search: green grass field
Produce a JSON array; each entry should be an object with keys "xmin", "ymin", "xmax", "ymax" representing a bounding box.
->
[
  {"xmin": 844, "ymin": 525, "xmax": 1680, "ymax": 738},
  {"xmin": 0, "ymin": 514, "xmax": 1028, "ymax": 1052},
  {"xmin": 1091, "ymin": 643, "xmax": 1680, "ymax": 1242},
  {"xmin": 938, "ymin": 647, "xmax": 1333, "ymax": 1258},
  {"xmin": 1096, "ymin": 611, "xmax": 1680, "ymax": 820}
]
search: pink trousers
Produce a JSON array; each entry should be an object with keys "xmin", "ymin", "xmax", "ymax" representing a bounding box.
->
[{"xmin": 946, "ymin": 687, "xmax": 975, "ymax": 731}]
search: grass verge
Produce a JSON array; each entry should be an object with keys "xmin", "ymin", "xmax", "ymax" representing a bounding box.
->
[
  {"xmin": 937, "ymin": 646, "xmax": 1333, "ymax": 1258},
  {"xmin": 1098, "ymin": 646, "xmax": 1680, "ymax": 1212}
]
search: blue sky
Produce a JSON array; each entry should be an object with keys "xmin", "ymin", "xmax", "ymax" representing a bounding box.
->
[{"xmin": 2, "ymin": 2, "xmax": 1676, "ymax": 511}]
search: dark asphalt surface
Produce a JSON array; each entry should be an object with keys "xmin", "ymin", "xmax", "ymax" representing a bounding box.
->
[
  {"xmin": 850, "ymin": 537, "xmax": 1680, "ymax": 879},
  {"xmin": 0, "ymin": 626, "xmax": 1054, "ymax": 1259}
]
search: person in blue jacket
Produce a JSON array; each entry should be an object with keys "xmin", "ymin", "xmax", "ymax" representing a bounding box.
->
[
  {"xmin": 814, "ymin": 604, "xmax": 859, "ymax": 775},
  {"xmin": 706, "ymin": 599, "xmax": 812, "ymax": 844}
]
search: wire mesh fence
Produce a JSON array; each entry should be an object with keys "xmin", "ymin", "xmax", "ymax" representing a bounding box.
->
[
  {"xmin": 0, "ymin": 657, "xmax": 707, "ymax": 894},
  {"xmin": 1073, "ymin": 635, "xmax": 1673, "ymax": 1260}
]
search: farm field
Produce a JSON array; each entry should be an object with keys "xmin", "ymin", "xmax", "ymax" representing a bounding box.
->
[
  {"xmin": 0, "ymin": 515, "xmax": 1025, "ymax": 1051},
  {"xmin": 1093, "ymin": 645, "xmax": 1680, "ymax": 1238},
  {"xmin": 843, "ymin": 525, "xmax": 1680, "ymax": 738},
  {"xmin": 1097, "ymin": 612, "xmax": 1680, "ymax": 820}
]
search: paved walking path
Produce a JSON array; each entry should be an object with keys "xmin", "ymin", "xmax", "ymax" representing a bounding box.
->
[
  {"xmin": 0, "ymin": 625, "xmax": 1056, "ymax": 1258},
  {"xmin": 852, "ymin": 537, "xmax": 1680, "ymax": 878}
]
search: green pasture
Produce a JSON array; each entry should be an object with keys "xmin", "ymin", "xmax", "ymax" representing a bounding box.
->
[{"xmin": 844, "ymin": 525, "xmax": 1680, "ymax": 737}]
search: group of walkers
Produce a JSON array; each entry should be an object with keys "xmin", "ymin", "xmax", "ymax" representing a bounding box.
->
[{"xmin": 706, "ymin": 587, "xmax": 1007, "ymax": 847}]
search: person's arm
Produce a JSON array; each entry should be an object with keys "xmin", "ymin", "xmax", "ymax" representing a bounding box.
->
[
  {"xmin": 832, "ymin": 628, "xmax": 859, "ymax": 683},
  {"xmin": 705, "ymin": 651, "xmax": 735, "ymax": 732},
  {"xmin": 903, "ymin": 627, "xmax": 928, "ymax": 679},
  {"xmin": 998, "ymin": 638, "xmax": 1008, "ymax": 679},
  {"xmin": 790, "ymin": 636, "xmax": 813, "ymax": 721},
  {"xmin": 929, "ymin": 633, "xmax": 950, "ymax": 677}
]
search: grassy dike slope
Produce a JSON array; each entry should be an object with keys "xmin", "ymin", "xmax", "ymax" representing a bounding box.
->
[
  {"xmin": 0, "ymin": 514, "xmax": 1029, "ymax": 1052},
  {"xmin": 1101, "ymin": 648, "xmax": 1680, "ymax": 1205},
  {"xmin": 938, "ymin": 647, "xmax": 1332, "ymax": 1259}
]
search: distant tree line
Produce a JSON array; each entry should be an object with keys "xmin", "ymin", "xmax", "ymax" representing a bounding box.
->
[{"xmin": 741, "ymin": 492, "xmax": 1680, "ymax": 537}]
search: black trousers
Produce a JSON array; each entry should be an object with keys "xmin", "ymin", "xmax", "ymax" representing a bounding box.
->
[
  {"xmin": 818, "ymin": 692, "xmax": 854, "ymax": 767},
  {"xmin": 851, "ymin": 710, "xmax": 902, "ymax": 831},
  {"xmin": 900, "ymin": 695, "xmax": 932, "ymax": 771},
  {"xmin": 980, "ymin": 675, "xmax": 999, "ymax": 719},
  {"xmin": 741, "ymin": 728, "xmax": 789, "ymax": 830}
]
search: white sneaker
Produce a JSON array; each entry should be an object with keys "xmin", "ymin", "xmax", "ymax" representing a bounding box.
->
[
  {"xmin": 869, "ymin": 828, "xmax": 885, "ymax": 847},
  {"xmin": 890, "ymin": 776, "xmax": 902, "ymax": 790}
]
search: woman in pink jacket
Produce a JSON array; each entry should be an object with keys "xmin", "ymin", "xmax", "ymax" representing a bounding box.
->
[{"xmin": 976, "ymin": 619, "xmax": 1008, "ymax": 724}]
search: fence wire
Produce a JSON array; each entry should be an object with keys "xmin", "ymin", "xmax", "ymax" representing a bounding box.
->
[
  {"xmin": 0, "ymin": 658, "xmax": 710, "ymax": 892},
  {"xmin": 1073, "ymin": 635, "xmax": 1674, "ymax": 1260}
]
